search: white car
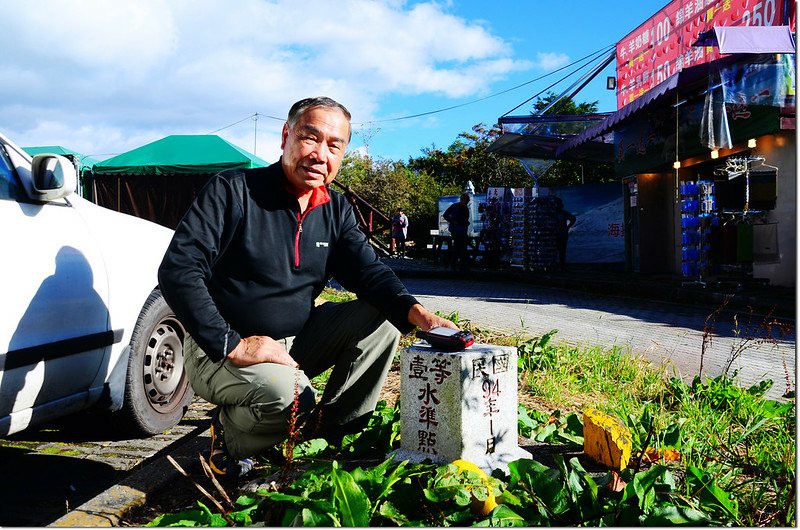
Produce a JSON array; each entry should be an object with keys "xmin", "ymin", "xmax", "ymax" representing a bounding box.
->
[{"xmin": 0, "ymin": 131, "xmax": 193, "ymax": 437}]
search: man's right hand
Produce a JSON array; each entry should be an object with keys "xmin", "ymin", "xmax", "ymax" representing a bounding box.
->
[{"xmin": 227, "ymin": 335, "xmax": 299, "ymax": 368}]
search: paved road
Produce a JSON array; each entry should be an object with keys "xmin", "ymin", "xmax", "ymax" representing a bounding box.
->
[{"xmin": 403, "ymin": 277, "xmax": 796, "ymax": 401}]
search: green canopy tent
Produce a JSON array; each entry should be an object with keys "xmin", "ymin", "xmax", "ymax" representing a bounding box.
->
[
  {"xmin": 23, "ymin": 145, "xmax": 101, "ymax": 200},
  {"xmin": 91, "ymin": 135, "xmax": 268, "ymax": 229}
]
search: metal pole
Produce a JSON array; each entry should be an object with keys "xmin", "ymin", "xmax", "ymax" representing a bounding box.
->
[{"xmin": 253, "ymin": 113, "xmax": 258, "ymax": 155}]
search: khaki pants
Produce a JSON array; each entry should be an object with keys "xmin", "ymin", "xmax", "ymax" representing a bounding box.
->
[{"xmin": 184, "ymin": 300, "xmax": 401, "ymax": 460}]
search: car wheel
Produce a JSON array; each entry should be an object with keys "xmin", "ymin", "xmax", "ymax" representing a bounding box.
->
[{"xmin": 119, "ymin": 288, "xmax": 194, "ymax": 436}]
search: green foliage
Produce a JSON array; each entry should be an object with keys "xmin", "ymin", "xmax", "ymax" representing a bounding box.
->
[
  {"xmin": 501, "ymin": 455, "xmax": 713, "ymax": 526},
  {"xmin": 516, "ymin": 330, "xmax": 795, "ymax": 527},
  {"xmin": 149, "ymin": 336, "xmax": 794, "ymax": 527},
  {"xmin": 517, "ymin": 328, "xmax": 559, "ymax": 371},
  {"xmin": 337, "ymin": 152, "xmax": 449, "ymax": 244},
  {"xmin": 406, "ymin": 123, "xmax": 530, "ymax": 194},
  {"xmin": 318, "ymin": 286, "xmax": 357, "ymax": 303},
  {"xmin": 517, "ymin": 406, "xmax": 584, "ymax": 446}
]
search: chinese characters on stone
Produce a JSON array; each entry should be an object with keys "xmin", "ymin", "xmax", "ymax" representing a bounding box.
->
[{"xmin": 409, "ymin": 355, "xmax": 452, "ymax": 455}]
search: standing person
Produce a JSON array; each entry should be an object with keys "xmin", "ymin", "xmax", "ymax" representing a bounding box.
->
[
  {"xmin": 390, "ymin": 207, "xmax": 409, "ymax": 257},
  {"xmin": 443, "ymin": 193, "xmax": 471, "ymax": 271},
  {"xmin": 555, "ymin": 198, "xmax": 577, "ymax": 271},
  {"xmin": 158, "ymin": 96, "xmax": 458, "ymax": 478}
]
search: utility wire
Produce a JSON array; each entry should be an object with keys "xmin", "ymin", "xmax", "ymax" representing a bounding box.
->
[
  {"xmin": 500, "ymin": 46, "xmax": 615, "ymax": 117},
  {"xmin": 207, "ymin": 112, "xmax": 283, "ymax": 135},
  {"xmin": 206, "ymin": 43, "xmax": 615, "ymax": 134},
  {"xmin": 354, "ymin": 43, "xmax": 615, "ymax": 126}
]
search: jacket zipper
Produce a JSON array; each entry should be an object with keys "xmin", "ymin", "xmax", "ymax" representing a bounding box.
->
[{"xmin": 295, "ymin": 213, "xmax": 303, "ymax": 267}]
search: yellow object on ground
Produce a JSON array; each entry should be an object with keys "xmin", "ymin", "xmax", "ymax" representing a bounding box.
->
[
  {"xmin": 451, "ymin": 459, "xmax": 499, "ymax": 516},
  {"xmin": 582, "ymin": 408, "xmax": 632, "ymax": 471}
]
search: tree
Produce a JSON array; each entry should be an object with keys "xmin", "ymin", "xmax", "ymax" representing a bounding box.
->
[
  {"xmin": 533, "ymin": 92, "xmax": 600, "ymax": 115},
  {"xmin": 407, "ymin": 123, "xmax": 530, "ymax": 193},
  {"xmin": 337, "ymin": 153, "xmax": 451, "ymax": 247}
]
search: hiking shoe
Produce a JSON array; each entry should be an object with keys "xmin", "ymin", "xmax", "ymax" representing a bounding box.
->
[{"xmin": 208, "ymin": 409, "xmax": 254, "ymax": 479}]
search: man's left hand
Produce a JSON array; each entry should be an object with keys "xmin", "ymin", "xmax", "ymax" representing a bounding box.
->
[{"xmin": 407, "ymin": 303, "xmax": 459, "ymax": 332}]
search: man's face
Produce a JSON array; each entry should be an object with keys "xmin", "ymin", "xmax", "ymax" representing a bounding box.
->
[{"xmin": 281, "ymin": 106, "xmax": 350, "ymax": 196}]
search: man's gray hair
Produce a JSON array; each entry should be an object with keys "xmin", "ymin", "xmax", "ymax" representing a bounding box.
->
[{"xmin": 287, "ymin": 96, "xmax": 352, "ymax": 141}]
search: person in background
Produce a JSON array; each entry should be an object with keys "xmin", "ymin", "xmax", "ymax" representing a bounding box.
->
[
  {"xmin": 555, "ymin": 198, "xmax": 577, "ymax": 271},
  {"xmin": 443, "ymin": 193, "xmax": 471, "ymax": 272},
  {"xmin": 390, "ymin": 207, "xmax": 409, "ymax": 257},
  {"xmin": 158, "ymin": 96, "xmax": 458, "ymax": 479}
]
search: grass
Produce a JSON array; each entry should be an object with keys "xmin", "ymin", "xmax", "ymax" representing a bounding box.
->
[{"xmin": 510, "ymin": 328, "xmax": 795, "ymax": 527}]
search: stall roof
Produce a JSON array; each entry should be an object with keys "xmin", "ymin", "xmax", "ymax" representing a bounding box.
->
[
  {"xmin": 487, "ymin": 113, "xmax": 613, "ymax": 161},
  {"xmin": 556, "ymin": 54, "xmax": 784, "ymax": 158},
  {"xmin": 22, "ymin": 145, "xmax": 100, "ymax": 169},
  {"xmin": 490, "ymin": 52, "xmax": 771, "ymax": 164},
  {"xmin": 554, "ymin": 73, "xmax": 681, "ymax": 157},
  {"xmin": 92, "ymin": 135, "xmax": 268, "ymax": 175}
]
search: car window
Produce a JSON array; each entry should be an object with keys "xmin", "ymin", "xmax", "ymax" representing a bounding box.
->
[{"xmin": 0, "ymin": 145, "xmax": 22, "ymax": 201}]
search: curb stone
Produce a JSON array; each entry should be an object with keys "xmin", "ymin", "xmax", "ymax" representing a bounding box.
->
[{"xmin": 48, "ymin": 431, "xmax": 210, "ymax": 527}]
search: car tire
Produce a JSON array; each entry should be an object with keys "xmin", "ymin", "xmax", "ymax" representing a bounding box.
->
[{"xmin": 118, "ymin": 288, "xmax": 194, "ymax": 436}]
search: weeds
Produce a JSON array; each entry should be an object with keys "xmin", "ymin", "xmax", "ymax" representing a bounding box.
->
[{"xmin": 515, "ymin": 329, "xmax": 795, "ymax": 527}]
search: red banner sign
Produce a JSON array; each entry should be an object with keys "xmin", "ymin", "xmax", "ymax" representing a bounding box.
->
[{"xmin": 616, "ymin": 0, "xmax": 790, "ymax": 108}]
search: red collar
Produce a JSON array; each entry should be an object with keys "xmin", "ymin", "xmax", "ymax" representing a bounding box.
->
[{"xmin": 307, "ymin": 185, "xmax": 331, "ymax": 210}]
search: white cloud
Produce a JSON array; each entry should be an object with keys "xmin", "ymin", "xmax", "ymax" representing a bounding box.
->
[
  {"xmin": 0, "ymin": 0, "xmax": 531, "ymax": 159},
  {"xmin": 534, "ymin": 52, "xmax": 571, "ymax": 70}
]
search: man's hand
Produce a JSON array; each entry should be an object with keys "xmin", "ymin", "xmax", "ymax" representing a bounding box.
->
[
  {"xmin": 227, "ymin": 335, "xmax": 299, "ymax": 368},
  {"xmin": 407, "ymin": 303, "xmax": 459, "ymax": 332}
]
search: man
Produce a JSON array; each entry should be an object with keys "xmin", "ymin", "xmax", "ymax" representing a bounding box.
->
[
  {"xmin": 555, "ymin": 198, "xmax": 577, "ymax": 271},
  {"xmin": 390, "ymin": 207, "xmax": 409, "ymax": 257},
  {"xmin": 158, "ymin": 97, "xmax": 457, "ymax": 478},
  {"xmin": 443, "ymin": 193, "xmax": 471, "ymax": 271}
]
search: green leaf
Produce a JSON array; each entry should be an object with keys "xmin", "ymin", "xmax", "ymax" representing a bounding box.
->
[
  {"xmin": 261, "ymin": 491, "xmax": 337, "ymax": 515},
  {"xmin": 517, "ymin": 405, "xmax": 538, "ymax": 438},
  {"xmin": 473, "ymin": 504, "xmax": 529, "ymax": 527},
  {"xmin": 685, "ymin": 466, "xmax": 739, "ymax": 521},
  {"xmin": 631, "ymin": 464, "xmax": 666, "ymax": 511},
  {"xmin": 292, "ymin": 437, "xmax": 330, "ymax": 458},
  {"xmin": 301, "ymin": 507, "xmax": 338, "ymax": 527},
  {"xmin": 534, "ymin": 422, "xmax": 557, "ymax": 442},
  {"xmin": 331, "ymin": 465, "xmax": 372, "ymax": 526},
  {"xmin": 641, "ymin": 504, "xmax": 712, "ymax": 526},
  {"xmin": 555, "ymin": 430, "xmax": 584, "ymax": 446},
  {"xmin": 661, "ymin": 421, "xmax": 682, "ymax": 448},
  {"xmin": 229, "ymin": 503, "xmax": 260, "ymax": 525},
  {"xmin": 147, "ymin": 509, "xmax": 209, "ymax": 527},
  {"xmin": 509, "ymin": 458, "xmax": 570, "ymax": 515},
  {"xmin": 377, "ymin": 501, "xmax": 411, "ymax": 525},
  {"xmin": 564, "ymin": 412, "xmax": 584, "ymax": 436}
]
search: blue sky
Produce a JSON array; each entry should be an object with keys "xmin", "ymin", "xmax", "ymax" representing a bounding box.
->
[{"xmin": 1, "ymin": 0, "xmax": 668, "ymax": 164}]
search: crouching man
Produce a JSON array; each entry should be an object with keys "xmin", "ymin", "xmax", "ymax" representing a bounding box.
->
[{"xmin": 158, "ymin": 96, "xmax": 457, "ymax": 477}]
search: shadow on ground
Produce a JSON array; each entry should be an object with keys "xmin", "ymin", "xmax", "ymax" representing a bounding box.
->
[{"xmin": 0, "ymin": 447, "xmax": 120, "ymax": 526}]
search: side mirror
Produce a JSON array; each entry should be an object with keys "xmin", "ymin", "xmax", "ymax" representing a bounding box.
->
[{"xmin": 30, "ymin": 154, "xmax": 77, "ymax": 201}]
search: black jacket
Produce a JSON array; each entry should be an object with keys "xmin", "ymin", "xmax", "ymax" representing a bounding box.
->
[{"xmin": 158, "ymin": 161, "xmax": 418, "ymax": 362}]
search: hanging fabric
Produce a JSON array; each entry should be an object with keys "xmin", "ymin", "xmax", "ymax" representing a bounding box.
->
[
  {"xmin": 701, "ymin": 62, "xmax": 733, "ymax": 150},
  {"xmin": 753, "ymin": 223, "xmax": 780, "ymax": 263}
]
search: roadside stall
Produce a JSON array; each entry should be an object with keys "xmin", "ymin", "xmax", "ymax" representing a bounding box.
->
[{"xmin": 91, "ymin": 135, "xmax": 267, "ymax": 229}]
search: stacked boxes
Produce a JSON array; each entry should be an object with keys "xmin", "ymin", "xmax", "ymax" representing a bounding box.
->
[
  {"xmin": 510, "ymin": 188, "xmax": 533, "ymax": 269},
  {"xmin": 509, "ymin": 189, "xmax": 560, "ymax": 271},
  {"xmin": 527, "ymin": 196, "xmax": 560, "ymax": 270},
  {"xmin": 680, "ymin": 180, "xmax": 717, "ymax": 279}
]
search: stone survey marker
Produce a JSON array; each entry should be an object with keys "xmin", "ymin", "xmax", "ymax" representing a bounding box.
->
[{"xmin": 392, "ymin": 342, "xmax": 531, "ymax": 473}]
